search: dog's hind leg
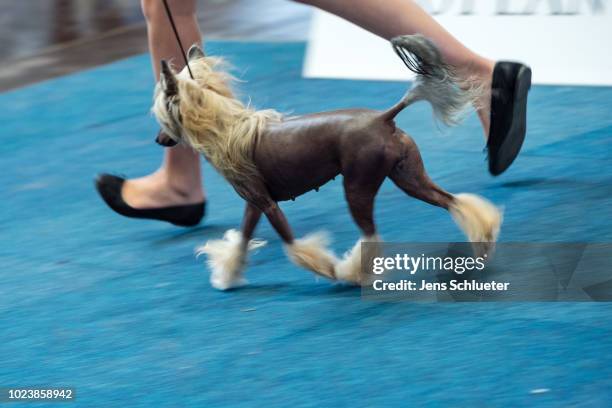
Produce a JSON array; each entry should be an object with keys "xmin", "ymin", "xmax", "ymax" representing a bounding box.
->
[
  {"xmin": 389, "ymin": 135, "xmax": 502, "ymax": 257},
  {"xmin": 196, "ymin": 203, "xmax": 266, "ymax": 290},
  {"xmin": 263, "ymin": 203, "xmax": 338, "ymax": 280},
  {"xmin": 388, "ymin": 138, "xmax": 454, "ymax": 210}
]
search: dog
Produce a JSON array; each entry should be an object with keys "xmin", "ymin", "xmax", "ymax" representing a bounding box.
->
[{"xmin": 152, "ymin": 35, "xmax": 502, "ymax": 290}]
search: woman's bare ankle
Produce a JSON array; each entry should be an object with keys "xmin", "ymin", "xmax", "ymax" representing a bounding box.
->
[
  {"xmin": 476, "ymin": 62, "xmax": 494, "ymax": 138},
  {"xmin": 122, "ymin": 170, "xmax": 204, "ymax": 209},
  {"xmin": 454, "ymin": 58, "xmax": 494, "ymax": 138}
]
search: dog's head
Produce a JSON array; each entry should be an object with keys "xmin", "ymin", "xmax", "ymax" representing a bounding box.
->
[{"xmin": 154, "ymin": 43, "xmax": 240, "ymax": 147}]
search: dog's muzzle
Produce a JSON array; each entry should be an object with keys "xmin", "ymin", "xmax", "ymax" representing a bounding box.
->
[{"xmin": 156, "ymin": 130, "xmax": 178, "ymax": 147}]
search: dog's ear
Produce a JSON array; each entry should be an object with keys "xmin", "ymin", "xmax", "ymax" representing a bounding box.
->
[
  {"xmin": 188, "ymin": 44, "xmax": 205, "ymax": 61},
  {"xmin": 160, "ymin": 59, "xmax": 178, "ymax": 96}
]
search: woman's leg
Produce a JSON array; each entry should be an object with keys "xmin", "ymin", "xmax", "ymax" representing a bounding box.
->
[
  {"xmin": 298, "ymin": 0, "xmax": 494, "ymax": 136},
  {"xmin": 122, "ymin": 0, "xmax": 204, "ymax": 209}
]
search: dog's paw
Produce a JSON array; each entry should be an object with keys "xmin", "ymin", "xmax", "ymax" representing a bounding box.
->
[
  {"xmin": 196, "ymin": 229, "xmax": 266, "ymax": 291},
  {"xmin": 210, "ymin": 269, "xmax": 247, "ymax": 291},
  {"xmin": 334, "ymin": 257, "xmax": 361, "ymax": 285}
]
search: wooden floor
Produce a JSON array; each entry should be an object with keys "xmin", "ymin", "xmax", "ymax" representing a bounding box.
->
[{"xmin": 0, "ymin": 0, "xmax": 312, "ymax": 91}]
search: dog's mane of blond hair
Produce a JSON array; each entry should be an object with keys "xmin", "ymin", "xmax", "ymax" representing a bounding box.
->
[{"xmin": 154, "ymin": 56, "xmax": 282, "ymax": 184}]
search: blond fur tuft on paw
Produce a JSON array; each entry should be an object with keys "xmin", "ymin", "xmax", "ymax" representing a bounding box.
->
[
  {"xmin": 449, "ymin": 193, "xmax": 502, "ymax": 257},
  {"xmin": 285, "ymin": 232, "xmax": 338, "ymax": 280},
  {"xmin": 196, "ymin": 229, "xmax": 266, "ymax": 291},
  {"xmin": 335, "ymin": 235, "xmax": 380, "ymax": 285}
]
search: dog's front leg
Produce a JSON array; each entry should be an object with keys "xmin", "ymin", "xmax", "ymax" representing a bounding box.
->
[
  {"xmin": 262, "ymin": 202, "xmax": 294, "ymax": 244},
  {"xmin": 196, "ymin": 202, "xmax": 266, "ymax": 290},
  {"xmin": 263, "ymin": 203, "xmax": 338, "ymax": 281},
  {"xmin": 242, "ymin": 202, "xmax": 262, "ymax": 242}
]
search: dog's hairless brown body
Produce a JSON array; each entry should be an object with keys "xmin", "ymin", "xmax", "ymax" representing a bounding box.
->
[
  {"xmin": 153, "ymin": 35, "xmax": 501, "ymax": 289},
  {"xmin": 245, "ymin": 109, "xmax": 451, "ymax": 243},
  {"xmin": 256, "ymin": 110, "xmax": 399, "ymax": 202}
]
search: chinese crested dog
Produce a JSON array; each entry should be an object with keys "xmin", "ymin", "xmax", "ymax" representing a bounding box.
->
[{"xmin": 152, "ymin": 35, "xmax": 502, "ymax": 290}]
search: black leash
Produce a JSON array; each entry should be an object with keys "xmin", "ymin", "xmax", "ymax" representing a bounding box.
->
[{"xmin": 161, "ymin": 0, "xmax": 194, "ymax": 79}]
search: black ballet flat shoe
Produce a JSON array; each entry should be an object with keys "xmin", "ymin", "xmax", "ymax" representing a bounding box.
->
[
  {"xmin": 487, "ymin": 61, "xmax": 532, "ymax": 176},
  {"xmin": 95, "ymin": 174, "xmax": 206, "ymax": 227}
]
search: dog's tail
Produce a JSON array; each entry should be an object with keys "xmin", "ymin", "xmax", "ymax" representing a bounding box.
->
[{"xmin": 381, "ymin": 34, "xmax": 482, "ymax": 125}]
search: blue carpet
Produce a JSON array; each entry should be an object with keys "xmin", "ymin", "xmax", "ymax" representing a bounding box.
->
[{"xmin": 1, "ymin": 41, "xmax": 611, "ymax": 407}]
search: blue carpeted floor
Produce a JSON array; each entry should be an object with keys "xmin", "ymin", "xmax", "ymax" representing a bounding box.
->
[{"xmin": 1, "ymin": 42, "xmax": 611, "ymax": 407}]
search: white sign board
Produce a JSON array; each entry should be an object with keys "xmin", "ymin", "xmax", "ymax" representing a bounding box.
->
[{"xmin": 304, "ymin": 0, "xmax": 612, "ymax": 86}]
